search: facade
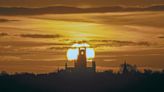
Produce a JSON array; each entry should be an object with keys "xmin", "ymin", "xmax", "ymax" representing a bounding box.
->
[{"xmin": 65, "ymin": 47, "xmax": 96, "ymax": 72}]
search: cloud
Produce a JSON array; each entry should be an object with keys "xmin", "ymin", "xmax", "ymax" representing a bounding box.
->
[
  {"xmin": 48, "ymin": 46, "xmax": 70, "ymax": 50},
  {"xmin": 0, "ymin": 19, "xmax": 12, "ymax": 22},
  {"xmin": 0, "ymin": 41, "xmax": 66, "ymax": 48},
  {"xmin": 0, "ymin": 32, "xmax": 9, "ymax": 37},
  {"xmin": 69, "ymin": 40, "xmax": 151, "ymax": 47},
  {"xmin": 0, "ymin": 5, "xmax": 164, "ymax": 15},
  {"xmin": 0, "ymin": 19, "xmax": 18, "ymax": 22},
  {"xmin": 96, "ymin": 41, "xmax": 151, "ymax": 47},
  {"xmin": 158, "ymin": 35, "xmax": 164, "ymax": 39},
  {"xmin": 32, "ymin": 11, "xmax": 164, "ymax": 29},
  {"xmin": 20, "ymin": 34, "xmax": 61, "ymax": 38},
  {"xmin": 0, "ymin": 0, "xmax": 164, "ymax": 8}
]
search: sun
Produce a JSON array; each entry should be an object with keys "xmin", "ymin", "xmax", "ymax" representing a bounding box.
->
[{"xmin": 67, "ymin": 43, "xmax": 95, "ymax": 61}]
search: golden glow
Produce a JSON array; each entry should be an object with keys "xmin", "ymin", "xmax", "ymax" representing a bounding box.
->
[
  {"xmin": 1, "ymin": 12, "xmax": 164, "ymax": 73},
  {"xmin": 67, "ymin": 43, "xmax": 95, "ymax": 61},
  {"xmin": 72, "ymin": 43, "xmax": 90, "ymax": 48}
]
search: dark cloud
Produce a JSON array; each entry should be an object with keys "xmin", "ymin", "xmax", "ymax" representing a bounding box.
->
[
  {"xmin": 0, "ymin": 5, "xmax": 164, "ymax": 15},
  {"xmin": 0, "ymin": 41, "xmax": 66, "ymax": 47},
  {"xmin": 0, "ymin": 32, "xmax": 9, "ymax": 37},
  {"xmin": 20, "ymin": 34, "xmax": 61, "ymax": 38},
  {"xmin": 0, "ymin": 19, "xmax": 18, "ymax": 22},
  {"xmin": 47, "ymin": 40, "xmax": 151, "ymax": 50},
  {"xmin": 158, "ymin": 35, "xmax": 164, "ymax": 39},
  {"xmin": 48, "ymin": 46, "xmax": 70, "ymax": 50},
  {"xmin": 91, "ymin": 40, "xmax": 151, "ymax": 47},
  {"xmin": 0, "ymin": 0, "xmax": 164, "ymax": 8},
  {"xmin": 64, "ymin": 39, "xmax": 151, "ymax": 47}
]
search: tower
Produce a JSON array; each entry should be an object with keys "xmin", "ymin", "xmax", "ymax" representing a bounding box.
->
[
  {"xmin": 65, "ymin": 46, "xmax": 96, "ymax": 73},
  {"xmin": 121, "ymin": 61, "xmax": 128, "ymax": 74},
  {"xmin": 75, "ymin": 47, "xmax": 87, "ymax": 69}
]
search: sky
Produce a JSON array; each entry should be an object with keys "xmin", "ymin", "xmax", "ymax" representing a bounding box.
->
[
  {"xmin": 0, "ymin": 0, "xmax": 164, "ymax": 73},
  {"xmin": 0, "ymin": 0, "xmax": 164, "ymax": 7}
]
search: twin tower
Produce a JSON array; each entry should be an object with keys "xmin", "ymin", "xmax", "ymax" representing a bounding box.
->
[{"xmin": 65, "ymin": 47, "xmax": 96, "ymax": 72}]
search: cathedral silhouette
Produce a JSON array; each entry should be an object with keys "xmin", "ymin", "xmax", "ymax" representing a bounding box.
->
[{"xmin": 65, "ymin": 47, "xmax": 96, "ymax": 72}]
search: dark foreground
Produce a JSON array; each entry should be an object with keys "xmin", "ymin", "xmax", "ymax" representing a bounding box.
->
[{"xmin": 0, "ymin": 71, "xmax": 164, "ymax": 92}]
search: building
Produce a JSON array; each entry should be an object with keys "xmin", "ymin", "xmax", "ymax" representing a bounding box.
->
[
  {"xmin": 120, "ymin": 61, "xmax": 138, "ymax": 74},
  {"xmin": 65, "ymin": 47, "xmax": 96, "ymax": 73}
]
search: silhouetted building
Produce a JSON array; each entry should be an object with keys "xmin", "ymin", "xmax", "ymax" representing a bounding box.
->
[
  {"xmin": 65, "ymin": 47, "xmax": 96, "ymax": 72},
  {"xmin": 120, "ymin": 61, "xmax": 138, "ymax": 74}
]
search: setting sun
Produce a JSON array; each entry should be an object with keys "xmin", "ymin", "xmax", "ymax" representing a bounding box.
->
[{"xmin": 67, "ymin": 43, "xmax": 95, "ymax": 61}]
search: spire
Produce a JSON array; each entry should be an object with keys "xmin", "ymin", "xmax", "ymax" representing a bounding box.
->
[
  {"xmin": 122, "ymin": 60, "xmax": 128, "ymax": 74},
  {"xmin": 65, "ymin": 62, "xmax": 68, "ymax": 69},
  {"xmin": 92, "ymin": 61, "xmax": 96, "ymax": 72}
]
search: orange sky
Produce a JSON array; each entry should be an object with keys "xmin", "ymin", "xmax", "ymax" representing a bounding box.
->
[
  {"xmin": 0, "ymin": 1, "xmax": 164, "ymax": 73},
  {"xmin": 0, "ymin": 0, "xmax": 164, "ymax": 7}
]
